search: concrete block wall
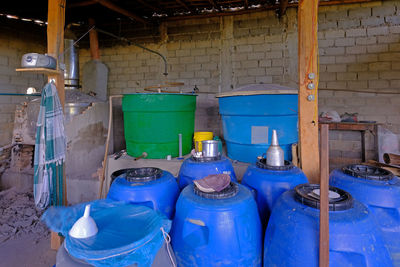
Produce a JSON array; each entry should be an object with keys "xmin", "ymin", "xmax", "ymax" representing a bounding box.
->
[
  {"xmin": 0, "ymin": 29, "xmax": 46, "ymax": 146},
  {"xmin": 79, "ymin": 1, "xmax": 400, "ymax": 162}
]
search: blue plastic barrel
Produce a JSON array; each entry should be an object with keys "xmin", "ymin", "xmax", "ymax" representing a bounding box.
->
[
  {"xmin": 330, "ymin": 164, "xmax": 400, "ymax": 265},
  {"xmin": 241, "ymin": 158, "xmax": 308, "ymax": 227},
  {"xmin": 107, "ymin": 167, "xmax": 179, "ymax": 219},
  {"xmin": 217, "ymin": 85, "xmax": 298, "ymax": 163},
  {"xmin": 178, "ymin": 156, "xmax": 237, "ymax": 189},
  {"xmin": 171, "ymin": 183, "xmax": 262, "ymax": 266},
  {"xmin": 264, "ymin": 184, "xmax": 392, "ymax": 267}
]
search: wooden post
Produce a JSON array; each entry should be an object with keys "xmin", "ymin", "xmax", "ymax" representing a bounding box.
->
[
  {"xmin": 298, "ymin": 0, "xmax": 320, "ymax": 183},
  {"xmin": 47, "ymin": 0, "xmax": 66, "ymax": 250},
  {"xmin": 319, "ymin": 124, "xmax": 330, "ymax": 267},
  {"xmin": 89, "ymin": 18, "xmax": 100, "ymax": 60}
]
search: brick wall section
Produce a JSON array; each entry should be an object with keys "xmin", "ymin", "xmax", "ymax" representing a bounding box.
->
[
  {"xmin": 0, "ymin": 30, "xmax": 46, "ymax": 146},
  {"xmin": 79, "ymin": 1, "xmax": 400, "ymax": 161}
]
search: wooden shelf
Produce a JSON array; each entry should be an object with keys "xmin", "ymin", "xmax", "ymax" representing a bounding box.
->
[{"xmin": 16, "ymin": 68, "xmax": 62, "ymax": 75}]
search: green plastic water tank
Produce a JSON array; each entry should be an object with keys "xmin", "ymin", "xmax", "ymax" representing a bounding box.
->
[{"xmin": 122, "ymin": 93, "xmax": 197, "ymax": 158}]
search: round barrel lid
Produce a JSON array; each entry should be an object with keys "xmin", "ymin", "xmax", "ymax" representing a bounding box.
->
[
  {"xmin": 194, "ymin": 182, "xmax": 239, "ymax": 199},
  {"xmin": 256, "ymin": 158, "xmax": 294, "ymax": 171},
  {"xmin": 125, "ymin": 167, "xmax": 163, "ymax": 182},
  {"xmin": 342, "ymin": 164, "xmax": 394, "ymax": 181},
  {"xmin": 294, "ymin": 184, "xmax": 353, "ymax": 211}
]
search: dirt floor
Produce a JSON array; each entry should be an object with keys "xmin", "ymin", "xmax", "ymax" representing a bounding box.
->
[{"xmin": 0, "ymin": 188, "xmax": 56, "ymax": 267}]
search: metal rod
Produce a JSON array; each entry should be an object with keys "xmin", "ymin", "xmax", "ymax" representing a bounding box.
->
[
  {"xmin": 319, "ymin": 124, "xmax": 330, "ymax": 267},
  {"xmin": 178, "ymin": 133, "xmax": 183, "ymax": 158},
  {"xmin": 96, "ymin": 28, "xmax": 168, "ymax": 76},
  {"xmin": 0, "ymin": 93, "xmax": 41, "ymax": 96}
]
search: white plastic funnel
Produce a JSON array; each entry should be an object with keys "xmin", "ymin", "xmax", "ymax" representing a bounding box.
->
[{"xmin": 69, "ymin": 204, "xmax": 98, "ymax": 239}]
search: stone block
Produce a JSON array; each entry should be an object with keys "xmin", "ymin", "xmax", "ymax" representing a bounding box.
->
[
  {"xmin": 357, "ymin": 54, "xmax": 378, "ymax": 63},
  {"xmin": 348, "ymin": 7, "xmax": 372, "ymax": 18},
  {"xmin": 335, "ymin": 37, "xmax": 356, "ymax": 47},
  {"xmin": 346, "ymin": 28, "xmax": 367, "ymax": 37},
  {"xmin": 369, "ymin": 62, "xmax": 391, "ymax": 71},
  {"xmin": 372, "ymin": 5, "xmax": 396, "ymax": 17},
  {"xmin": 327, "ymin": 64, "xmax": 347, "ymax": 72},
  {"xmin": 319, "ymin": 72, "xmax": 336, "ymax": 82},
  {"xmin": 347, "ymin": 63, "xmax": 369, "ymax": 72},
  {"xmin": 361, "ymin": 17, "xmax": 385, "ymax": 26},
  {"xmin": 337, "ymin": 72, "xmax": 357, "ymax": 81},
  {"xmin": 236, "ymin": 45, "xmax": 253, "ymax": 53},
  {"xmin": 259, "ymin": 59, "xmax": 272, "ymax": 67},
  {"xmin": 367, "ymin": 44, "xmax": 389, "ymax": 53},
  {"xmin": 358, "ymin": 71, "xmax": 379, "ymax": 80},
  {"xmin": 379, "ymin": 71, "xmax": 400, "ymax": 79},
  {"xmin": 318, "ymin": 39, "xmax": 335, "ymax": 48},
  {"xmin": 325, "ymin": 29, "xmax": 345, "ymax": 39},
  {"xmin": 346, "ymin": 46, "xmax": 367, "ymax": 54},
  {"xmin": 247, "ymin": 68, "xmax": 265, "ymax": 76},
  {"xmin": 347, "ymin": 80, "xmax": 368, "ymax": 89},
  {"xmin": 242, "ymin": 60, "xmax": 258, "ymax": 68},
  {"xmin": 389, "ymin": 44, "xmax": 400, "ymax": 52},
  {"xmin": 248, "ymin": 52, "xmax": 265, "ymax": 60},
  {"xmin": 338, "ymin": 19, "xmax": 361, "ymax": 29},
  {"xmin": 325, "ymin": 47, "xmax": 345, "ymax": 55},
  {"xmin": 379, "ymin": 52, "xmax": 400, "ymax": 61},
  {"xmin": 367, "ymin": 26, "xmax": 389, "ymax": 36},
  {"xmin": 265, "ymin": 67, "xmax": 283, "ymax": 76},
  {"xmin": 378, "ymin": 34, "xmax": 400, "ymax": 44}
]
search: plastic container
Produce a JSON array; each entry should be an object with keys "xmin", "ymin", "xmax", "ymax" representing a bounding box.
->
[
  {"xmin": 171, "ymin": 183, "xmax": 262, "ymax": 266},
  {"xmin": 216, "ymin": 84, "xmax": 298, "ymax": 163},
  {"xmin": 330, "ymin": 164, "xmax": 400, "ymax": 265},
  {"xmin": 56, "ymin": 241, "xmax": 176, "ymax": 267},
  {"xmin": 107, "ymin": 167, "xmax": 179, "ymax": 219},
  {"xmin": 264, "ymin": 184, "xmax": 392, "ymax": 267},
  {"xmin": 241, "ymin": 158, "xmax": 308, "ymax": 227},
  {"xmin": 178, "ymin": 156, "xmax": 237, "ymax": 189},
  {"xmin": 122, "ymin": 93, "xmax": 196, "ymax": 158},
  {"xmin": 193, "ymin": 131, "xmax": 213, "ymax": 152}
]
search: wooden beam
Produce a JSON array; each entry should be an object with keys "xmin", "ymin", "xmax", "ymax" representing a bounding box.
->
[
  {"xmin": 244, "ymin": 0, "xmax": 249, "ymax": 9},
  {"xmin": 319, "ymin": 124, "xmax": 330, "ymax": 267},
  {"xmin": 47, "ymin": 0, "xmax": 66, "ymax": 251},
  {"xmin": 68, "ymin": 0, "xmax": 96, "ymax": 8},
  {"xmin": 298, "ymin": 0, "xmax": 320, "ymax": 183},
  {"xmin": 96, "ymin": 0, "xmax": 147, "ymax": 24},
  {"xmin": 278, "ymin": 0, "xmax": 288, "ymax": 17},
  {"xmin": 165, "ymin": 0, "xmax": 376, "ymax": 21},
  {"xmin": 176, "ymin": 0, "xmax": 192, "ymax": 12},
  {"xmin": 208, "ymin": 0, "xmax": 221, "ymax": 11},
  {"xmin": 88, "ymin": 18, "xmax": 100, "ymax": 60},
  {"xmin": 136, "ymin": 0, "xmax": 162, "ymax": 13}
]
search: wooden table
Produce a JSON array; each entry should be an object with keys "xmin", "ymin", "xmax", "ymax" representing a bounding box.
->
[{"xmin": 319, "ymin": 122, "xmax": 379, "ymax": 162}]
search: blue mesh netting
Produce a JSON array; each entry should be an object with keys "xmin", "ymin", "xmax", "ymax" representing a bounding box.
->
[{"xmin": 42, "ymin": 200, "xmax": 171, "ymax": 267}]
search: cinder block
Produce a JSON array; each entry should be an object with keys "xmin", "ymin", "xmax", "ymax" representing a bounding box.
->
[
  {"xmin": 236, "ymin": 45, "xmax": 253, "ymax": 53},
  {"xmin": 318, "ymin": 39, "xmax": 335, "ymax": 48},
  {"xmin": 272, "ymin": 59, "xmax": 284, "ymax": 67},
  {"xmin": 256, "ymin": 76, "xmax": 272, "ymax": 84},
  {"xmin": 335, "ymin": 37, "xmax": 355, "ymax": 47},
  {"xmin": 392, "ymin": 62, "xmax": 400, "ymax": 70},
  {"xmin": 346, "ymin": 45, "xmax": 367, "ymax": 54},
  {"xmin": 389, "ymin": 43, "xmax": 400, "ymax": 52},
  {"xmin": 242, "ymin": 60, "xmax": 258, "ymax": 68},
  {"xmin": 318, "ymin": 21, "xmax": 338, "ymax": 31},
  {"xmin": 265, "ymin": 67, "xmax": 283, "ymax": 76},
  {"xmin": 326, "ymin": 10, "xmax": 348, "ymax": 21},
  {"xmin": 347, "ymin": 63, "xmax": 368, "ymax": 72},
  {"xmin": 368, "ymin": 80, "xmax": 390, "ymax": 88},
  {"xmin": 379, "ymin": 52, "xmax": 400, "ymax": 61},
  {"xmin": 346, "ymin": 28, "xmax": 367, "ymax": 37},
  {"xmin": 379, "ymin": 71, "xmax": 400, "ymax": 79},
  {"xmin": 265, "ymin": 51, "xmax": 283, "ymax": 59},
  {"xmin": 348, "ymin": 80, "xmax": 368, "ymax": 89},
  {"xmin": 367, "ymin": 44, "xmax": 388, "ymax": 53},
  {"xmin": 337, "ymin": 72, "xmax": 357, "ymax": 81},
  {"xmin": 195, "ymin": 55, "xmax": 211, "ymax": 63},
  {"xmin": 248, "ymin": 68, "xmax": 266, "ymax": 76},
  {"xmin": 357, "ymin": 54, "xmax": 378, "ymax": 62},
  {"xmin": 319, "ymin": 72, "xmax": 337, "ymax": 82},
  {"xmin": 389, "ymin": 26, "xmax": 400, "ymax": 34},
  {"xmin": 248, "ymin": 52, "xmax": 265, "ymax": 60},
  {"xmin": 372, "ymin": 5, "xmax": 396, "ymax": 17},
  {"xmin": 202, "ymin": 63, "xmax": 218, "ymax": 70},
  {"xmin": 358, "ymin": 71, "xmax": 379, "ymax": 80},
  {"xmin": 176, "ymin": 49, "xmax": 191, "ymax": 57},
  {"xmin": 238, "ymin": 76, "xmax": 256, "ymax": 85},
  {"xmin": 385, "ymin": 15, "xmax": 400, "ymax": 25},
  {"xmin": 361, "ymin": 17, "xmax": 385, "ymax": 26},
  {"xmin": 355, "ymin": 36, "xmax": 377, "ymax": 45},
  {"xmin": 367, "ymin": 26, "xmax": 389, "ymax": 36},
  {"xmin": 378, "ymin": 35, "xmax": 400, "ymax": 44},
  {"xmin": 191, "ymin": 48, "xmax": 206, "ymax": 56},
  {"xmin": 348, "ymin": 7, "xmax": 371, "ymax": 18},
  {"xmin": 180, "ymin": 56, "xmax": 194, "ymax": 64},
  {"xmin": 247, "ymin": 36, "xmax": 265, "ymax": 45},
  {"xmin": 186, "ymin": 64, "xmax": 202, "ymax": 71},
  {"xmin": 320, "ymin": 56, "xmax": 336, "ymax": 64},
  {"xmin": 338, "ymin": 20, "xmax": 361, "ymax": 29},
  {"xmin": 259, "ymin": 59, "xmax": 272, "ymax": 67},
  {"xmin": 327, "ymin": 64, "xmax": 347, "ymax": 72},
  {"xmin": 369, "ymin": 62, "xmax": 391, "ymax": 71},
  {"xmin": 325, "ymin": 47, "xmax": 345, "ymax": 55},
  {"xmin": 325, "ymin": 29, "xmax": 345, "ymax": 39},
  {"xmin": 195, "ymin": 71, "xmax": 211, "ymax": 78},
  {"xmin": 335, "ymin": 55, "xmax": 357, "ymax": 64}
]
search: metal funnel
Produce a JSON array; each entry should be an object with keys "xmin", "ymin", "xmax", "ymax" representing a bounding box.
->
[{"xmin": 266, "ymin": 130, "xmax": 284, "ymax": 167}]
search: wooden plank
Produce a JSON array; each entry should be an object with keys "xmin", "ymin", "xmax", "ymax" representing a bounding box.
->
[
  {"xmin": 89, "ymin": 18, "xmax": 100, "ymax": 60},
  {"xmin": 16, "ymin": 68, "xmax": 61, "ymax": 75},
  {"xmin": 319, "ymin": 122, "xmax": 376, "ymax": 131},
  {"xmin": 319, "ymin": 124, "xmax": 329, "ymax": 267},
  {"xmin": 50, "ymin": 231, "xmax": 64, "ymax": 250},
  {"xmin": 96, "ymin": 0, "xmax": 147, "ymax": 24},
  {"xmin": 298, "ymin": 0, "xmax": 320, "ymax": 183}
]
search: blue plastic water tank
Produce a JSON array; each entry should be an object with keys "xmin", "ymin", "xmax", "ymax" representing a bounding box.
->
[
  {"xmin": 171, "ymin": 182, "xmax": 262, "ymax": 266},
  {"xmin": 241, "ymin": 158, "xmax": 308, "ymax": 227},
  {"xmin": 264, "ymin": 184, "xmax": 392, "ymax": 267},
  {"xmin": 107, "ymin": 167, "xmax": 179, "ymax": 219},
  {"xmin": 217, "ymin": 85, "xmax": 298, "ymax": 163},
  {"xmin": 330, "ymin": 164, "xmax": 400, "ymax": 265},
  {"xmin": 178, "ymin": 156, "xmax": 237, "ymax": 189}
]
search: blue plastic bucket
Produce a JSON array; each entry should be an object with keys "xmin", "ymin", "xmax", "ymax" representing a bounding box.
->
[{"xmin": 217, "ymin": 87, "xmax": 298, "ymax": 163}]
